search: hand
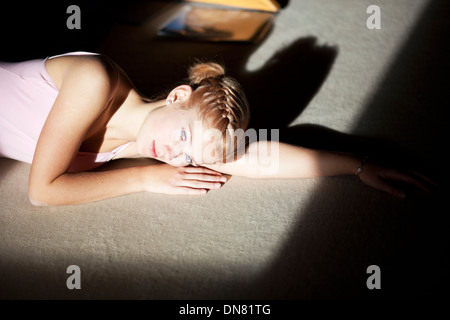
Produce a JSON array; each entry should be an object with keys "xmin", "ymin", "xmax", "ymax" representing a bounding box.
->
[
  {"xmin": 144, "ymin": 164, "xmax": 227, "ymax": 195},
  {"xmin": 358, "ymin": 161, "xmax": 438, "ymax": 198}
]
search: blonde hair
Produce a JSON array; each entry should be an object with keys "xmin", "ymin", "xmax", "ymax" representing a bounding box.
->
[{"xmin": 181, "ymin": 61, "xmax": 250, "ymax": 162}]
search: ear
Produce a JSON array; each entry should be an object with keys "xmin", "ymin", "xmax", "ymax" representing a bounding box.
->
[{"xmin": 166, "ymin": 85, "xmax": 192, "ymax": 105}]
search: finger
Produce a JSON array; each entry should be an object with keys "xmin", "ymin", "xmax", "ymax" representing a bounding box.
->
[
  {"xmin": 180, "ymin": 180, "xmax": 223, "ymax": 190},
  {"xmin": 408, "ymin": 170, "xmax": 440, "ymax": 188},
  {"xmin": 172, "ymin": 187, "xmax": 208, "ymax": 195},
  {"xmin": 182, "ymin": 172, "xmax": 227, "ymax": 183},
  {"xmin": 385, "ymin": 170, "xmax": 431, "ymax": 193},
  {"xmin": 183, "ymin": 166, "xmax": 223, "ymax": 175},
  {"xmin": 376, "ymin": 178, "xmax": 406, "ymax": 198}
]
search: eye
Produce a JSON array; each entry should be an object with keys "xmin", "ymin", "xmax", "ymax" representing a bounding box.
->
[
  {"xmin": 180, "ymin": 129, "xmax": 187, "ymax": 141},
  {"xmin": 185, "ymin": 153, "xmax": 193, "ymax": 165}
]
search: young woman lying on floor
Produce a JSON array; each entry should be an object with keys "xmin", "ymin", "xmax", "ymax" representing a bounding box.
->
[{"xmin": 0, "ymin": 52, "xmax": 434, "ymax": 206}]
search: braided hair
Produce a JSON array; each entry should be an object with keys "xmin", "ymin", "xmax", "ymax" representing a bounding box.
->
[{"xmin": 182, "ymin": 61, "xmax": 250, "ymax": 162}]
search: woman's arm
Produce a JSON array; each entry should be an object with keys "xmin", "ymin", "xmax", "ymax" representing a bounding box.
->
[
  {"xmin": 207, "ymin": 142, "xmax": 359, "ymax": 178},
  {"xmin": 28, "ymin": 55, "xmax": 134, "ymax": 205},
  {"xmin": 207, "ymin": 141, "xmax": 434, "ymax": 198},
  {"xmin": 30, "ymin": 163, "xmax": 225, "ymax": 206}
]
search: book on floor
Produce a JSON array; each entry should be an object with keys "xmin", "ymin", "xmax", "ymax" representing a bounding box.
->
[{"xmin": 157, "ymin": 0, "xmax": 280, "ymax": 42}]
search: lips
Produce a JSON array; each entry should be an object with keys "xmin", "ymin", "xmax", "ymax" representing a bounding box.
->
[{"xmin": 149, "ymin": 140, "xmax": 157, "ymax": 158}]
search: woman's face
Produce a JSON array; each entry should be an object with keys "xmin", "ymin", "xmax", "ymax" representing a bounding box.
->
[{"xmin": 136, "ymin": 104, "xmax": 222, "ymax": 166}]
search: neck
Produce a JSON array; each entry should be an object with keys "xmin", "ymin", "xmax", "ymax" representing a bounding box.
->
[
  {"xmin": 112, "ymin": 97, "xmax": 163, "ymax": 138},
  {"xmin": 106, "ymin": 93, "xmax": 165, "ymax": 159}
]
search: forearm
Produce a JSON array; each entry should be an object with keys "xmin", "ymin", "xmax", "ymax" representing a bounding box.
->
[
  {"xmin": 213, "ymin": 142, "xmax": 361, "ymax": 179},
  {"xmin": 286, "ymin": 146, "xmax": 361, "ymax": 179},
  {"xmin": 28, "ymin": 166, "xmax": 146, "ymax": 206},
  {"xmin": 255, "ymin": 142, "xmax": 361, "ymax": 178}
]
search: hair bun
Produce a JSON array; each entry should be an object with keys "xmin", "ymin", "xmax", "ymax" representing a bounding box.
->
[{"xmin": 188, "ymin": 62, "xmax": 225, "ymax": 85}]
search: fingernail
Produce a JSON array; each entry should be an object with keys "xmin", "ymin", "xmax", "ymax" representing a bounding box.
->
[
  {"xmin": 214, "ymin": 183, "xmax": 221, "ymax": 188},
  {"xmin": 220, "ymin": 177, "xmax": 227, "ymax": 182}
]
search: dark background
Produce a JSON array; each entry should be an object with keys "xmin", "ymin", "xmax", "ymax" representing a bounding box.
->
[{"xmin": 0, "ymin": 1, "xmax": 128, "ymax": 61}]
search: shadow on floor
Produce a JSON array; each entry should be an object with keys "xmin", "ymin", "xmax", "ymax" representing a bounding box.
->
[{"xmin": 254, "ymin": 0, "xmax": 450, "ymax": 299}]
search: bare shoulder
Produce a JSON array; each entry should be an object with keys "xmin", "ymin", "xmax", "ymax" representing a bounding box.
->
[
  {"xmin": 45, "ymin": 54, "xmax": 118, "ymax": 93},
  {"xmin": 44, "ymin": 54, "xmax": 122, "ymax": 130}
]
